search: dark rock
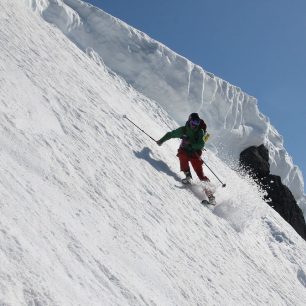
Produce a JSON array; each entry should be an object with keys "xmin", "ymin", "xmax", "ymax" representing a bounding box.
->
[
  {"xmin": 240, "ymin": 145, "xmax": 306, "ymax": 240},
  {"xmin": 240, "ymin": 144, "xmax": 270, "ymax": 177}
]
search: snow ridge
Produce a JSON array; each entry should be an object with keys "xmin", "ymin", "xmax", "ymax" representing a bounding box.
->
[{"xmin": 25, "ymin": 0, "xmax": 305, "ymax": 214}]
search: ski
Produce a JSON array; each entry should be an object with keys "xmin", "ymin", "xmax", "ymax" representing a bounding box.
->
[
  {"xmin": 201, "ymin": 198, "xmax": 216, "ymax": 206},
  {"xmin": 181, "ymin": 180, "xmax": 216, "ymax": 206}
]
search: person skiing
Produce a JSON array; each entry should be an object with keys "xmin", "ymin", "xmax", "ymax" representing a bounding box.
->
[
  {"xmin": 156, "ymin": 113, "xmax": 215, "ymax": 204},
  {"xmin": 156, "ymin": 112, "xmax": 208, "ymax": 181},
  {"xmin": 156, "ymin": 113, "xmax": 206, "ymax": 171}
]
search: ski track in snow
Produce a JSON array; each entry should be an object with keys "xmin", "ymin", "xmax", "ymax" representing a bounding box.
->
[{"xmin": 0, "ymin": 1, "xmax": 306, "ymax": 305}]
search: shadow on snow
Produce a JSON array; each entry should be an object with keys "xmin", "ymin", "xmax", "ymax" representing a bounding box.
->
[{"xmin": 134, "ymin": 147, "xmax": 181, "ymax": 183}]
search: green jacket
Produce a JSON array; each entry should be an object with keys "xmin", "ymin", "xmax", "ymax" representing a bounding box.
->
[{"xmin": 159, "ymin": 126, "xmax": 205, "ymax": 153}]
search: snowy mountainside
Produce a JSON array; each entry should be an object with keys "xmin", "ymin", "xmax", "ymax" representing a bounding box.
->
[
  {"xmin": 1, "ymin": 0, "xmax": 306, "ymax": 305},
  {"xmin": 25, "ymin": 0, "xmax": 305, "ymax": 214}
]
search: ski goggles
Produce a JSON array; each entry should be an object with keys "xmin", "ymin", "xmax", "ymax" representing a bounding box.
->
[{"xmin": 190, "ymin": 119, "xmax": 200, "ymax": 127}]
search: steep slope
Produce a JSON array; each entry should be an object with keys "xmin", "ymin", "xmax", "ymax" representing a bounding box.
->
[
  {"xmin": 24, "ymin": 0, "xmax": 305, "ymax": 214},
  {"xmin": 1, "ymin": 1, "xmax": 306, "ymax": 305}
]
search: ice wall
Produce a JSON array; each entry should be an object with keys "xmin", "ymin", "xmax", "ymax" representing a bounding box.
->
[{"xmin": 25, "ymin": 0, "xmax": 305, "ymax": 213}]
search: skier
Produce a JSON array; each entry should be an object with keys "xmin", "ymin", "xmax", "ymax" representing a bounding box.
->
[{"xmin": 156, "ymin": 113, "xmax": 215, "ymax": 203}]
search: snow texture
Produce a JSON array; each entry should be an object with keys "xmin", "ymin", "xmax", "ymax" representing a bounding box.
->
[{"xmin": 0, "ymin": 0, "xmax": 305, "ymax": 305}]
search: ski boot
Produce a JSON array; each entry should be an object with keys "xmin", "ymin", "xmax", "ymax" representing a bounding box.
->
[
  {"xmin": 201, "ymin": 195, "xmax": 216, "ymax": 206},
  {"xmin": 201, "ymin": 193, "xmax": 216, "ymax": 205},
  {"xmin": 182, "ymin": 170, "xmax": 192, "ymax": 185},
  {"xmin": 208, "ymin": 194, "xmax": 216, "ymax": 205},
  {"xmin": 201, "ymin": 176, "xmax": 210, "ymax": 182}
]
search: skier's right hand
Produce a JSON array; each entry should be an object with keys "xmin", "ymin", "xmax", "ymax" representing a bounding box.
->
[{"xmin": 156, "ymin": 140, "xmax": 163, "ymax": 146}]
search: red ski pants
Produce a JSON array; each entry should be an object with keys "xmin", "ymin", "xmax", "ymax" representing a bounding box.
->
[{"xmin": 177, "ymin": 149, "xmax": 206, "ymax": 180}]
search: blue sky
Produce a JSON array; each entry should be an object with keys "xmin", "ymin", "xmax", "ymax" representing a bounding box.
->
[{"xmin": 84, "ymin": 0, "xmax": 306, "ymax": 187}]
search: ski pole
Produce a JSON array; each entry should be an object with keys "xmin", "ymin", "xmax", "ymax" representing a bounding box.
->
[
  {"xmin": 123, "ymin": 115, "xmax": 157, "ymax": 142},
  {"xmin": 203, "ymin": 160, "xmax": 226, "ymax": 188}
]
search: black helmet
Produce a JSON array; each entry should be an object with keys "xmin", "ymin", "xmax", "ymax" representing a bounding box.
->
[
  {"xmin": 188, "ymin": 113, "xmax": 201, "ymax": 128},
  {"xmin": 189, "ymin": 113, "xmax": 200, "ymax": 121}
]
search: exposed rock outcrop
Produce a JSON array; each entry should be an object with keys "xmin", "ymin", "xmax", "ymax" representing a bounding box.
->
[{"xmin": 240, "ymin": 145, "xmax": 306, "ymax": 240}]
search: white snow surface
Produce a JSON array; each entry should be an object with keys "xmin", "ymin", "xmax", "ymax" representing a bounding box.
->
[
  {"xmin": 24, "ymin": 0, "xmax": 305, "ymax": 213},
  {"xmin": 0, "ymin": 0, "xmax": 305, "ymax": 305}
]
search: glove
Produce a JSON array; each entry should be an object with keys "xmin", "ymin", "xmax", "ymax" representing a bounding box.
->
[{"xmin": 156, "ymin": 140, "xmax": 163, "ymax": 146}]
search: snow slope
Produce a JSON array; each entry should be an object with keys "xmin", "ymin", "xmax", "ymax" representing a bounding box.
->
[
  {"xmin": 24, "ymin": 0, "xmax": 305, "ymax": 214},
  {"xmin": 0, "ymin": 0, "xmax": 306, "ymax": 305}
]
